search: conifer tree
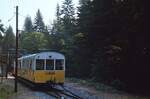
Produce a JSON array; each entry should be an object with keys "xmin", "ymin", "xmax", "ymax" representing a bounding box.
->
[
  {"xmin": 33, "ymin": 9, "xmax": 45, "ymax": 33},
  {"xmin": 51, "ymin": 4, "xmax": 63, "ymax": 34},
  {"xmin": 24, "ymin": 16, "xmax": 33, "ymax": 33},
  {"xmin": 2, "ymin": 25, "xmax": 15, "ymax": 50},
  {"xmin": 61, "ymin": 0, "xmax": 75, "ymax": 35}
]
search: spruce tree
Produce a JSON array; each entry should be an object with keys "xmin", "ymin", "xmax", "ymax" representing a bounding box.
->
[
  {"xmin": 77, "ymin": 0, "xmax": 145, "ymax": 93},
  {"xmin": 61, "ymin": 0, "xmax": 75, "ymax": 35},
  {"xmin": 72, "ymin": 0, "xmax": 92, "ymax": 77},
  {"xmin": 33, "ymin": 9, "xmax": 45, "ymax": 33},
  {"xmin": 51, "ymin": 4, "xmax": 63, "ymax": 34},
  {"xmin": 2, "ymin": 25, "xmax": 15, "ymax": 50},
  {"xmin": 56, "ymin": 0, "xmax": 76, "ymax": 76},
  {"xmin": 24, "ymin": 16, "xmax": 33, "ymax": 33}
]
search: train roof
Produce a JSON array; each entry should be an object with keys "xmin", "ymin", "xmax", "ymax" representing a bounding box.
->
[{"xmin": 18, "ymin": 52, "xmax": 65, "ymax": 60}]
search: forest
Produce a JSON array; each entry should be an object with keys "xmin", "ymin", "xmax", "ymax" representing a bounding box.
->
[{"xmin": 0, "ymin": 0, "xmax": 146, "ymax": 95}]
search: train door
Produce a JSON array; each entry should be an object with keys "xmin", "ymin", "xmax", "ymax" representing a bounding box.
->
[
  {"xmin": 55, "ymin": 59, "xmax": 65, "ymax": 84},
  {"xmin": 34, "ymin": 59, "xmax": 45, "ymax": 83},
  {"xmin": 28, "ymin": 59, "xmax": 34, "ymax": 81}
]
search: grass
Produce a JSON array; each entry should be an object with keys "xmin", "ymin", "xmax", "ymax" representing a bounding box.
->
[{"xmin": 0, "ymin": 84, "xmax": 14, "ymax": 99}]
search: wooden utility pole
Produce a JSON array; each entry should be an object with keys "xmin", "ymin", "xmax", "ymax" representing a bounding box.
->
[{"xmin": 15, "ymin": 6, "xmax": 18, "ymax": 92}]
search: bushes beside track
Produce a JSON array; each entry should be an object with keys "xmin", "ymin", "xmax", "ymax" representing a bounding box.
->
[{"xmin": 0, "ymin": 84, "xmax": 14, "ymax": 99}]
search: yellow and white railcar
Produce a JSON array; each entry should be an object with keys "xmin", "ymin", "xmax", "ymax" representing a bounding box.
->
[{"xmin": 15, "ymin": 52, "xmax": 65, "ymax": 85}]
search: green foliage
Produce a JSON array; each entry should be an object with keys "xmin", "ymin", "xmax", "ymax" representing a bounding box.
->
[
  {"xmin": 49, "ymin": 0, "xmax": 77, "ymax": 77},
  {"xmin": 0, "ymin": 0, "xmax": 145, "ymax": 94},
  {"xmin": 0, "ymin": 84, "xmax": 14, "ymax": 99},
  {"xmin": 51, "ymin": 0, "xmax": 76, "ymax": 57},
  {"xmin": 20, "ymin": 32, "xmax": 48, "ymax": 53},
  {"xmin": 46, "ymin": 33, "xmax": 64, "ymax": 51},
  {"xmin": 49, "ymin": 4, "xmax": 64, "ymax": 50},
  {"xmin": 60, "ymin": 0, "xmax": 76, "ymax": 51},
  {"xmin": 76, "ymin": 0, "xmax": 145, "ymax": 94},
  {"xmin": 24, "ymin": 16, "xmax": 33, "ymax": 33}
]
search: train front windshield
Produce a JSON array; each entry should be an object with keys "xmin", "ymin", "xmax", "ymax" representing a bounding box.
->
[
  {"xmin": 46, "ymin": 59, "xmax": 54, "ymax": 70},
  {"xmin": 36, "ymin": 59, "xmax": 64, "ymax": 70}
]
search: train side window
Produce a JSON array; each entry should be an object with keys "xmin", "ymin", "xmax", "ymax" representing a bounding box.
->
[
  {"xmin": 55, "ymin": 59, "xmax": 64, "ymax": 70},
  {"xmin": 46, "ymin": 59, "xmax": 54, "ymax": 70},
  {"xmin": 36, "ymin": 59, "xmax": 44, "ymax": 70}
]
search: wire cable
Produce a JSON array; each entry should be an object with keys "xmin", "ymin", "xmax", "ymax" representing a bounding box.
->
[{"xmin": 8, "ymin": 14, "xmax": 15, "ymax": 22}]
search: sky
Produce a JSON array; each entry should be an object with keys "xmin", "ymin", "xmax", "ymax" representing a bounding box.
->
[{"xmin": 0, "ymin": 0, "xmax": 79, "ymax": 33}]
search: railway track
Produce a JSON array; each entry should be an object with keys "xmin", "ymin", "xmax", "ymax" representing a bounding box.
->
[
  {"xmin": 44, "ymin": 85, "xmax": 83, "ymax": 99},
  {"xmin": 17, "ymin": 77, "xmax": 83, "ymax": 99}
]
